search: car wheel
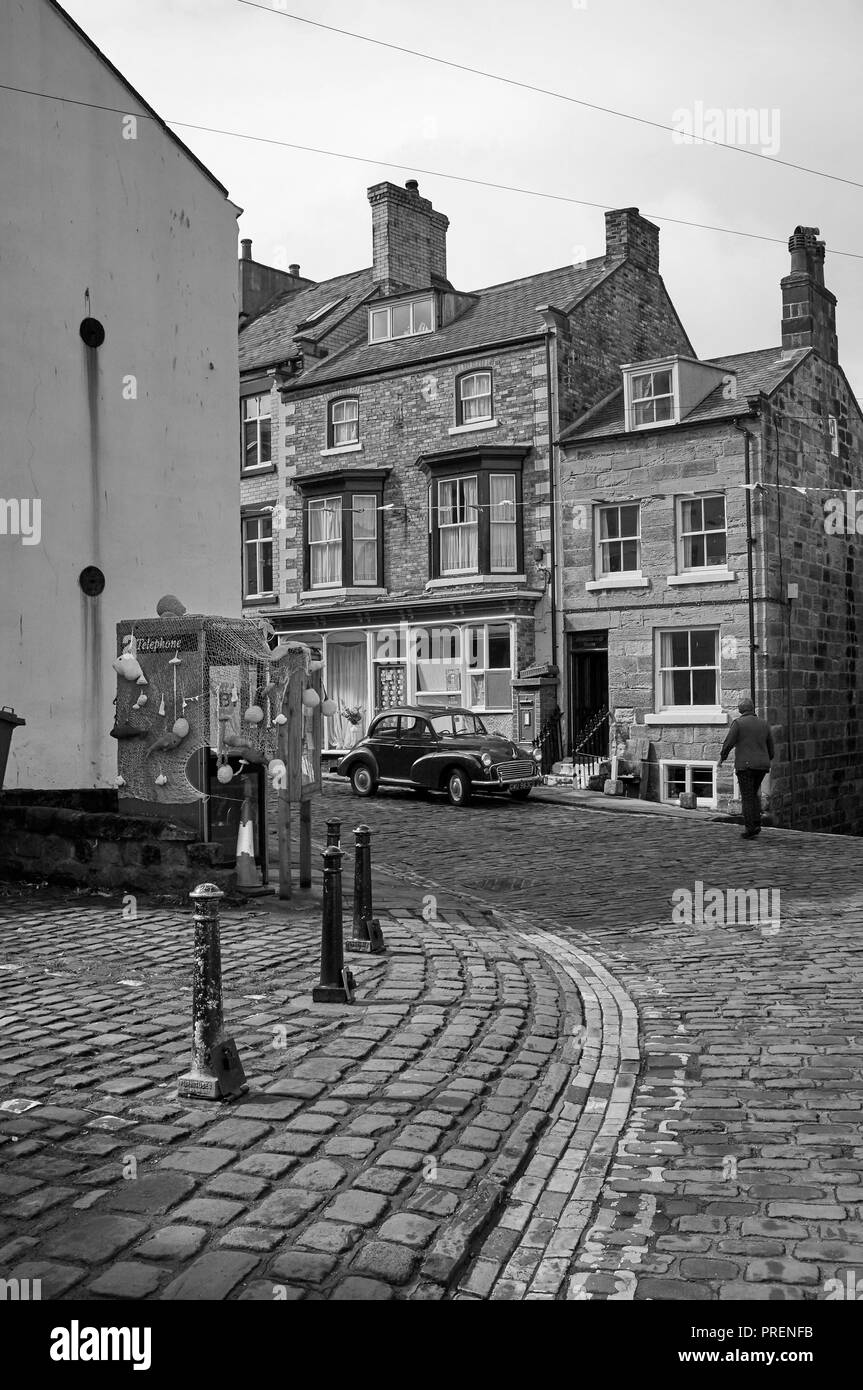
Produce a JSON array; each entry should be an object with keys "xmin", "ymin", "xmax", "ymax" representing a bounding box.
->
[
  {"xmin": 446, "ymin": 768, "xmax": 472, "ymax": 807},
  {"xmin": 350, "ymin": 764, "xmax": 377, "ymax": 798},
  {"xmin": 509, "ymin": 788, "xmax": 531, "ymax": 801}
]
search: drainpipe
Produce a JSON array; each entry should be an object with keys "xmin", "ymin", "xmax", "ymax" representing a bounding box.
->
[
  {"xmin": 733, "ymin": 411, "xmax": 758, "ymax": 704},
  {"xmin": 541, "ymin": 321, "xmax": 559, "ymax": 673}
]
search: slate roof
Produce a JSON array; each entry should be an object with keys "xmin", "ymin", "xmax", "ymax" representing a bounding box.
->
[
  {"xmin": 238, "ymin": 256, "xmax": 620, "ymax": 380},
  {"xmin": 238, "ymin": 268, "xmax": 375, "ymax": 373},
  {"xmin": 561, "ymin": 346, "xmax": 811, "ymax": 443}
]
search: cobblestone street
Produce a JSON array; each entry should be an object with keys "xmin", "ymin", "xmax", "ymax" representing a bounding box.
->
[{"xmin": 2, "ymin": 784, "xmax": 862, "ymax": 1302}]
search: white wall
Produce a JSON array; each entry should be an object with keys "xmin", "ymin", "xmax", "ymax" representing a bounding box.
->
[{"xmin": 0, "ymin": 0, "xmax": 241, "ymax": 788}]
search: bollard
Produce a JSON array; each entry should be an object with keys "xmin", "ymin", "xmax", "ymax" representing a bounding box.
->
[
  {"xmin": 326, "ymin": 817, "xmax": 341, "ymax": 848},
  {"xmin": 346, "ymin": 824, "xmax": 385, "ymax": 955},
  {"xmin": 177, "ymin": 882, "xmax": 248, "ymax": 1100},
  {"xmin": 313, "ymin": 846, "xmax": 354, "ymax": 1003}
]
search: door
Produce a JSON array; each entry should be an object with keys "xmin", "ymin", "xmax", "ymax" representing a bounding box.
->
[
  {"xmin": 568, "ymin": 631, "xmax": 609, "ymax": 756},
  {"xmin": 368, "ymin": 713, "xmax": 402, "ymax": 779}
]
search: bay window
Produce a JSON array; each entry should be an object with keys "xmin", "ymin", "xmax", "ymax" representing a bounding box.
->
[
  {"xmin": 297, "ymin": 467, "xmax": 389, "ymax": 593},
  {"xmin": 420, "ymin": 445, "xmax": 527, "ymax": 582}
]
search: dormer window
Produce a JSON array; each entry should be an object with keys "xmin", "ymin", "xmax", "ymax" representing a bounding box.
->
[
  {"xmin": 369, "ymin": 294, "xmax": 435, "ymax": 344},
  {"xmin": 628, "ymin": 368, "xmax": 675, "ymax": 427}
]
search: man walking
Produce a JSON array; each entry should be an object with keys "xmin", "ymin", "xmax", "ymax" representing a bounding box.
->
[{"xmin": 719, "ymin": 698, "xmax": 774, "ymax": 839}]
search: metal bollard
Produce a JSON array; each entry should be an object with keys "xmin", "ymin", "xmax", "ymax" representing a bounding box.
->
[
  {"xmin": 177, "ymin": 882, "xmax": 248, "ymax": 1100},
  {"xmin": 346, "ymin": 824, "xmax": 385, "ymax": 954},
  {"xmin": 326, "ymin": 817, "xmax": 341, "ymax": 847},
  {"xmin": 312, "ymin": 846, "xmax": 354, "ymax": 1003}
]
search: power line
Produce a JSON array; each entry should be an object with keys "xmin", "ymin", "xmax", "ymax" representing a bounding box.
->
[
  {"xmin": 237, "ymin": 0, "xmax": 863, "ymax": 193},
  {"xmin": 2, "ymin": 81, "xmax": 861, "ymax": 261}
]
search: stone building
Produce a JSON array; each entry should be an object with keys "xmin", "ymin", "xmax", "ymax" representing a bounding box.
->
[
  {"xmin": 238, "ymin": 181, "xmax": 690, "ymax": 751},
  {"xmin": 560, "ymin": 226, "xmax": 863, "ymax": 832},
  {"xmin": 1, "ymin": 0, "xmax": 241, "ymax": 790}
]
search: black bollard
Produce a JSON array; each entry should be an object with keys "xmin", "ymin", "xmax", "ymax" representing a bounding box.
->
[
  {"xmin": 177, "ymin": 882, "xmax": 248, "ymax": 1100},
  {"xmin": 326, "ymin": 817, "xmax": 341, "ymax": 848},
  {"xmin": 313, "ymin": 846, "xmax": 354, "ymax": 1003},
  {"xmin": 346, "ymin": 824, "xmax": 385, "ymax": 954}
]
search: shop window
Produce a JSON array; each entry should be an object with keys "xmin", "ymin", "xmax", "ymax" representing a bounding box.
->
[{"xmin": 467, "ymin": 624, "xmax": 513, "ymax": 710}]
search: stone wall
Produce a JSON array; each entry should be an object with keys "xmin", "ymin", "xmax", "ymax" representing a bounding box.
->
[
  {"xmin": 0, "ymin": 803, "xmax": 235, "ymax": 897},
  {"xmin": 757, "ymin": 351, "xmax": 863, "ymax": 832}
]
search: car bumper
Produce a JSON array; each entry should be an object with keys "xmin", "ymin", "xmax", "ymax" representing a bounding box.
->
[{"xmin": 473, "ymin": 772, "xmax": 542, "ymax": 793}]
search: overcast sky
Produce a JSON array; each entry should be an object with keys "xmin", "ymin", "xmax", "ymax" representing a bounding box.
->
[{"xmin": 65, "ymin": 0, "xmax": 863, "ymax": 394}]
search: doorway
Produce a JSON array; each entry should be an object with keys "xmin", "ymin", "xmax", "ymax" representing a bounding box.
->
[{"xmin": 568, "ymin": 630, "xmax": 609, "ymax": 756}]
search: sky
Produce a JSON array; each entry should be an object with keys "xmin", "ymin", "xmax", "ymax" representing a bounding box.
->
[{"xmin": 64, "ymin": 0, "xmax": 863, "ymax": 394}]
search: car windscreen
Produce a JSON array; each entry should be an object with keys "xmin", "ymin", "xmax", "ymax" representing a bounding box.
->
[{"xmin": 430, "ymin": 713, "xmax": 487, "ymax": 736}]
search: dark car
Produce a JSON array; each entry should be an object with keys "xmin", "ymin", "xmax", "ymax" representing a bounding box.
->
[{"xmin": 335, "ymin": 705, "xmax": 543, "ymax": 807}]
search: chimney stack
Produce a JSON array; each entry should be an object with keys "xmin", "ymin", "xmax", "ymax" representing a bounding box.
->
[
  {"xmin": 368, "ymin": 180, "xmax": 449, "ymax": 294},
  {"xmin": 289, "ymin": 263, "xmax": 300, "ymax": 277},
  {"xmin": 604, "ymin": 208, "xmax": 660, "ymax": 271},
  {"xmin": 240, "ymin": 238, "xmax": 252, "ymax": 261},
  {"xmin": 781, "ymin": 226, "xmax": 837, "ymax": 363}
]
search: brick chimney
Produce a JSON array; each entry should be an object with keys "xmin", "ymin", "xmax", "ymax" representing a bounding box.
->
[
  {"xmin": 368, "ymin": 180, "xmax": 449, "ymax": 294},
  {"xmin": 238, "ymin": 240, "xmax": 314, "ymax": 322},
  {"xmin": 781, "ymin": 226, "xmax": 838, "ymax": 363},
  {"xmin": 604, "ymin": 208, "xmax": 660, "ymax": 271}
]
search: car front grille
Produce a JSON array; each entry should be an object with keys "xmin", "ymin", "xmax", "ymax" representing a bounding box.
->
[{"xmin": 495, "ymin": 759, "xmax": 536, "ymax": 783}]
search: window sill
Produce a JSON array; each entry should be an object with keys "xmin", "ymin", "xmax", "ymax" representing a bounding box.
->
[
  {"xmin": 448, "ymin": 419, "xmax": 498, "ymax": 436},
  {"xmin": 645, "ymin": 711, "xmax": 729, "ymax": 726},
  {"xmin": 299, "ymin": 587, "xmax": 387, "ymax": 602},
  {"xmin": 426, "ymin": 574, "xmax": 526, "ymax": 590},
  {"xmin": 241, "ymin": 464, "xmax": 277, "ymax": 478},
  {"xmin": 667, "ymin": 569, "xmax": 736, "ymax": 586},
  {"xmin": 320, "ymin": 443, "xmax": 363, "ymax": 458},
  {"xmin": 586, "ymin": 574, "xmax": 649, "ymax": 591},
  {"xmin": 242, "ymin": 593, "xmax": 277, "ymax": 606}
]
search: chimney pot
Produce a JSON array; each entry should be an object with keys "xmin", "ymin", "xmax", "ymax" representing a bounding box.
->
[
  {"xmin": 289, "ymin": 263, "xmax": 300, "ymax": 277},
  {"xmin": 405, "ymin": 179, "xmax": 419, "ymax": 193},
  {"xmin": 240, "ymin": 238, "xmax": 252, "ymax": 261}
]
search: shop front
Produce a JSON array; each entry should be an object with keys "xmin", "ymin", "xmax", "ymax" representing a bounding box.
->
[{"xmin": 270, "ymin": 592, "xmax": 540, "ymax": 756}]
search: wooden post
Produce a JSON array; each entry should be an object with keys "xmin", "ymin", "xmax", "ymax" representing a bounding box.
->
[
  {"xmin": 277, "ymin": 697, "xmax": 292, "ymax": 900},
  {"xmin": 299, "ymin": 799, "xmax": 312, "ymax": 889}
]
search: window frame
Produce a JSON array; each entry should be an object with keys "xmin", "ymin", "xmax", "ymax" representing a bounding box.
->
[
  {"xmin": 659, "ymin": 760, "xmax": 719, "ymax": 809},
  {"xmin": 456, "ymin": 370, "xmax": 493, "ymax": 427},
  {"xmin": 327, "ymin": 396, "xmax": 360, "ymax": 450},
  {"xmin": 676, "ymin": 493, "xmax": 728, "ymax": 574},
  {"xmin": 307, "ymin": 494, "xmax": 343, "ymax": 590},
  {"xmin": 624, "ymin": 362, "xmax": 678, "ymax": 431},
  {"xmin": 240, "ymin": 390, "xmax": 273, "ymax": 474},
  {"xmin": 420, "ymin": 449, "xmax": 526, "ymax": 582},
  {"xmin": 368, "ymin": 294, "xmax": 436, "ymax": 344},
  {"xmin": 655, "ymin": 626, "xmax": 721, "ymax": 714},
  {"xmin": 297, "ymin": 469, "xmax": 389, "ymax": 594},
  {"xmin": 241, "ymin": 508, "xmax": 275, "ymax": 600},
  {"xmin": 595, "ymin": 502, "xmax": 642, "ymax": 578}
]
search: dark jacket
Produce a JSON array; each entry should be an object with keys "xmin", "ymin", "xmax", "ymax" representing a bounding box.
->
[{"xmin": 720, "ymin": 713, "xmax": 774, "ymax": 771}]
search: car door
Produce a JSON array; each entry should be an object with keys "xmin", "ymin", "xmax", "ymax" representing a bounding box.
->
[
  {"xmin": 369, "ymin": 714, "xmax": 401, "ymax": 780},
  {"xmin": 398, "ymin": 715, "xmax": 436, "ymax": 779}
]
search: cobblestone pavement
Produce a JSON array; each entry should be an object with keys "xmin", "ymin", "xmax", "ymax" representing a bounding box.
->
[{"xmin": 0, "ymin": 782, "xmax": 861, "ymax": 1302}]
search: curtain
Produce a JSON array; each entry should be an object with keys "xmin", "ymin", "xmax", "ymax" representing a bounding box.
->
[
  {"xmin": 490, "ymin": 474, "xmax": 516, "ymax": 570},
  {"xmin": 327, "ymin": 640, "xmax": 367, "ymax": 747},
  {"xmin": 439, "ymin": 477, "xmax": 478, "ymax": 573},
  {"xmin": 352, "ymin": 495, "xmax": 377, "ymax": 584},
  {"xmin": 309, "ymin": 498, "xmax": 341, "ymax": 586}
]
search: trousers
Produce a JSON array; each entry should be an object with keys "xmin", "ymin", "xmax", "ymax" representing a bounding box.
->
[{"xmin": 736, "ymin": 769, "xmax": 766, "ymax": 832}]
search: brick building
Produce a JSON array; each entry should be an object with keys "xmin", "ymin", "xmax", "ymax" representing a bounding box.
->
[
  {"xmin": 237, "ymin": 181, "xmax": 690, "ymax": 751},
  {"xmin": 560, "ymin": 226, "xmax": 863, "ymax": 832}
]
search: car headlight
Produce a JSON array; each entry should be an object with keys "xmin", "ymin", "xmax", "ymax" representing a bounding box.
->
[
  {"xmin": 532, "ymin": 748, "xmax": 543, "ymax": 762},
  {"xmin": 481, "ymin": 752, "xmax": 493, "ymax": 768}
]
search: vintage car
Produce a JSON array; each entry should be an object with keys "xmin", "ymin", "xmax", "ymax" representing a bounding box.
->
[{"xmin": 335, "ymin": 705, "xmax": 543, "ymax": 806}]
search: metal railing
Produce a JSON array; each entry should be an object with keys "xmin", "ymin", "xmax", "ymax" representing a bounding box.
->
[
  {"xmin": 532, "ymin": 706, "xmax": 564, "ymax": 775},
  {"xmin": 569, "ymin": 707, "xmax": 611, "ymax": 788}
]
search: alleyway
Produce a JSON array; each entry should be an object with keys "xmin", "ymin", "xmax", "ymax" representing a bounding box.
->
[{"xmin": 1, "ymin": 786, "xmax": 861, "ymax": 1301}]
